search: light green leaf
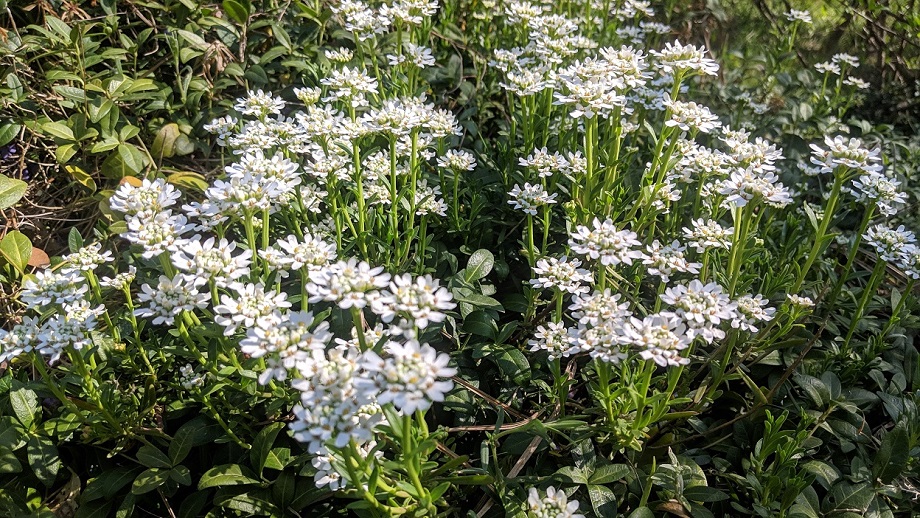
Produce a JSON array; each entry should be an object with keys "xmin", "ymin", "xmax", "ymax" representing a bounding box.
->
[
  {"xmin": 197, "ymin": 464, "xmax": 260, "ymax": 489},
  {"xmin": 10, "ymin": 384, "xmax": 39, "ymax": 429},
  {"xmin": 0, "ymin": 230, "xmax": 32, "ymax": 274},
  {"xmin": 464, "ymin": 249, "xmax": 494, "ymax": 282},
  {"xmin": 0, "ymin": 174, "xmax": 28, "ymax": 209}
]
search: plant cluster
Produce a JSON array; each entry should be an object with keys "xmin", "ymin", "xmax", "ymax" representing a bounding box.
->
[{"xmin": 1, "ymin": 0, "xmax": 919, "ymax": 517}]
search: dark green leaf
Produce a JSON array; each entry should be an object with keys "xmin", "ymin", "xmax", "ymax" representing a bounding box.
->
[
  {"xmin": 251, "ymin": 422, "xmax": 285, "ymax": 477},
  {"xmin": 137, "ymin": 444, "xmax": 172, "ymax": 469},
  {"xmin": 131, "ymin": 468, "xmax": 169, "ymax": 495},
  {"xmin": 198, "ymin": 464, "xmax": 260, "ymax": 489},
  {"xmin": 0, "ymin": 445, "xmax": 22, "ymax": 473},
  {"xmin": 27, "ymin": 435, "xmax": 61, "ymax": 487},
  {"xmin": 587, "ymin": 484, "xmax": 617, "ymax": 517},
  {"xmin": 873, "ymin": 424, "xmax": 909, "ymax": 484}
]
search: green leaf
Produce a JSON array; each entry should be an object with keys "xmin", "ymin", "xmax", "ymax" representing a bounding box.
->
[
  {"xmin": 27, "ymin": 435, "xmax": 61, "ymax": 486},
  {"xmin": 102, "ymin": 144, "xmax": 146, "ymax": 178},
  {"xmin": 794, "ymin": 374, "xmax": 829, "ymax": 407},
  {"xmin": 0, "ymin": 230, "xmax": 32, "ymax": 274},
  {"xmin": 52, "ymin": 84, "xmax": 88, "ymax": 103},
  {"xmin": 555, "ymin": 466, "xmax": 590, "ymax": 484},
  {"xmin": 825, "ymin": 482, "xmax": 874, "ymax": 514},
  {"xmin": 0, "ymin": 123, "xmax": 20, "ymax": 146},
  {"xmin": 66, "ymin": 165, "xmax": 97, "ymax": 191},
  {"xmin": 683, "ymin": 485, "xmax": 730, "ymax": 502},
  {"xmin": 169, "ymin": 416, "xmax": 222, "ymax": 464},
  {"xmin": 589, "ymin": 464, "xmax": 630, "ymax": 484},
  {"xmin": 42, "ymin": 121, "xmax": 75, "ymax": 140},
  {"xmin": 251, "ymin": 422, "xmax": 285, "ymax": 477},
  {"xmin": 137, "ymin": 444, "xmax": 172, "ymax": 468},
  {"xmin": 271, "ymin": 472, "xmax": 296, "ymax": 510},
  {"xmin": 0, "ymin": 174, "xmax": 28, "ymax": 209},
  {"xmin": 152, "ymin": 123, "xmax": 181, "ymax": 159},
  {"xmin": 0, "ymin": 445, "xmax": 22, "ymax": 473},
  {"xmin": 464, "ymin": 249, "xmax": 494, "ymax": 282},
  {"xmin": 82, "ymin": 466, "xmax": 142, "ymax": 501},
  {"xmin": 169, "ymin": 465, "xmax": 192, "ymax": 486},
  {"xmin": 68, "ymin": 227, "xmax": 84, "ymax": 253},
  {"xmin": 10, "ymin": 384, "xmax": 40, "ymax": 429},
  {"xmin": 222, "ymin": 0, "xmax": 252, "ymax": 24},
  {"xmin": 626, "ymin": 507, "xmax": 655, "ymax": 518},
  {"xmin": 872, "ymin": 424, "xmax": 909, "ymax": 484},
  {"xmin": 802, "ymin": 460, "xmax": 840, "ymax": 488},
  {"xmin": 0, "ymin": 417, "xmax": 26, "ymax": 450},
  {"xmin": 462, "ymin": 310, "xmax": 497, "ymax": 338},
  {"xmin": 587, "ymin": 484, "xmax": 617, "ymax": 517},
  {"xmin": 131, "ymin": 468, "xmax": 169, "ymax": 495},
  {"xmin": 198, "ymin": 464, "xmax": 260, "ymax": 489}
]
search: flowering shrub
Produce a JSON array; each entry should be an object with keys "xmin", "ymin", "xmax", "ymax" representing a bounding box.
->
[{"xmin": 1, "ymin": 0, "xmax": 919, "ymax": 517}]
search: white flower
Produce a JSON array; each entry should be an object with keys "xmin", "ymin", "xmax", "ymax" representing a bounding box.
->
[
  {"xmin": 276, "ymin": 234, "xmax": 337, "ymax": 272},
  {"xmin": 171, "ymin": 237, "xmax": 252, "ymax": 287},
  {"xmin": 135, "ymin": 274, "xmax": 209, "ymax": 326},
  {"xmin": 290, "ymin": 346, "xmax": 382, "ymax": 452},
  {"xmin": 324, "ymin": 47, "xmax": 354, "ymax": 63},
  {"xmin": 508, "ymin": 183, "xmax": 557, "ymax": 215},
  {"xmin": 307, "ymin": 258, "xmax": 391, "ymax": 309},
  {"xmin": 0, "ymin": 317, "xmax": 42, "ymax": 363},
  {"xmin": 660, "ymin": 280, "xmax": 737, "ymax": 344},
  {"xmin": 814, "ymin": 61, "xmax": 840, "ymax": 75},
  {"xmin": 843, "ymin": 76, "xmax": 870, "ymax": 89},
  {"xmin": 518, "ymin": 147, "xmax": 569, "ymax": 178},
  {"xmin": 124, "ymin": 210, "xmax": 194, "ymax": 259},
  {"xmin": 650, "ymin": 40, "xmax": 719, "ymax": 76},
  {"xmin": 234, "ymin": 89, "xmax": 285, "ymax": 118},
  {"xmin": 526, "ymin": 486, "xmax": 585, "ymax": 518},
  {"xmin": 733, "ymin": 294, "xmax": 775, "ymax": 332},
  {"xmin": 786, "ymin": 294, "xmax": 814, "ymax": 308},
  {"xmin": 683, "ymin": 219, "xmax": 733, "ymax": 253},
  {"xmin": 530, "ymin": 256, "xmax": 592, "ymax": 294},
  {"xmin": 109, "ymin": 178, "xmax": 181, "ymax": 217},
  {"xmin": 37, "ymin": 301, "xmax": 105, "ymax": 359},
  {"xmin": 663, "ymin": 96, "xmax": 720, "ymax": 133},
  {"xmin": 437, "ymin": 150, "xmax": 477, "ymax": 172},
  {"xmin": 809, "ymin": 135, "xmax": 882, "ymax": 174},
  {"xmin": 204, "ymin": 115, "xmax": 238, "ymax": 146},
  {"xmin": 864, "ymin": 224, "xmax": 916, "ymax": 262},
  {"xmin": 620, "ymin": 312, "xmax": 691, "ymax": 367},
  {"xmin": 403, "ymin": 43, "xmax": 436, "ymax": 68},
  {"xmin": 896, "ymin": 245, "xmax": 920, "ymax": 280},
  {"xmin": 358, "ymin": 340, "xmax": 456, "ymax": 414},
  {"xmin": 848, "ymin": 171, "xmax": 907, "ymax": 216},
  {"xmin": 642, "ymin": 240, "xmax": 701, "ymax": 282},
  {"xmin": 240, "ymin": 311, "xmax": 332, "ymax": 384},
  {"xmin": 61, "ymin": 243, "xmax": 113, "ymax": 273},
  {"xmin": 569, "ymin": 289, "xmax": 630, "ymax": 327},
  {"xmin": 101, "ymin": 266, "xmax": 137, "ymax": 291},
  {"xmin": 528, "ymin": 321, "xmax": 573, "ymax": 360},
  {"xmin": 569, "ymin": 218, "xmax": 645, "ymax": 266},
  {"xmin": 214, "ymin": 283, "xmax": 291, "ymax": 336},
  {"xmin": 21, "ymin": 269, "xmax": 88, "ymax": 306},
  {"xmin": 372, "ymin": 274, "xmax": 455, "ymax": 329},
  {"xmin": 178, "ymin": 364, "xmax": 207, "ymax": 390},
  {"xmin": 785, "ymin": 9, "xmax": 812, "ymax": 23},
  {"xmin": 320, "ymin": 67, "xmax": 379, "ymax": 108}
]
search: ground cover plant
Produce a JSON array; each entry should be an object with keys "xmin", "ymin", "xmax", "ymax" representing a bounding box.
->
[{"xmin": 1, "ymin": 0, "xmax": 919, "ymax": 516}]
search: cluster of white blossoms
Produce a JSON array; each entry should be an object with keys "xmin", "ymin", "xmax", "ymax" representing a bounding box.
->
[
  {"xmin": 526, "ymin": 486, "xmax": 585, "ymax": 518},
  {"xmin": 864, "ymin": 224, "xmax": 917, "ymax": 263}
]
